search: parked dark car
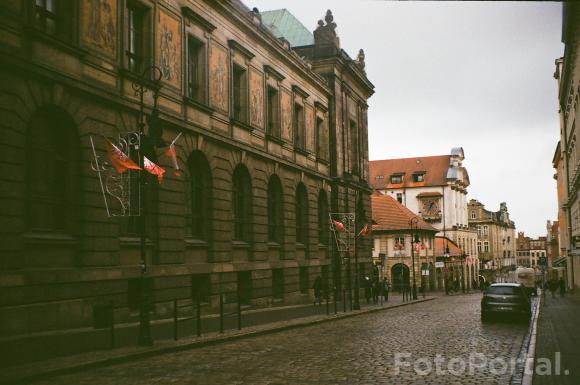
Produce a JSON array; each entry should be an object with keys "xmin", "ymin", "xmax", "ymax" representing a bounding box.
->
[{"xmin": 481, "ymin": 283, "xmax": 531, "ymax": 322}]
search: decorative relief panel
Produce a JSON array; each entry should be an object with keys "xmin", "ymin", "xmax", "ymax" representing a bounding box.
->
[
  {"xmin": 249, "ymin": 68, "xmax": 264, "ymax": 129},
  {"xmin": 157, "ymin": 10, "xmax": 181, "ymax": 89},
  {"xmin": 81, "ymin": 0, "xmax": 117, "ymax": 57},
  {"xmin": 209, "ymin": 42, "xmax": 229, "ymax": 113},
  {"xmin": 280, "ymin": 88, "xmax": 292, "ymax": 142},
  {"xmin": 305, "ymin": 104, "xmax": 314, "ymax": 152}
]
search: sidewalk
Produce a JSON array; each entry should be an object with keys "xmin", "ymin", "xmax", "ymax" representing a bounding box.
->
[
  {"xmin": 0, "ymin": 294, "xmax": 435, "ymax": 385},
  {"xmin": 532, "ymin": 292, "xmax": 580, "ymax": 385}
]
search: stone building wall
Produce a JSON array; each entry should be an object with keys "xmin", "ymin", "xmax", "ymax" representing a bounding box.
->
[{"xmin": 0, "ymin": 0, "xmax": 373, "ymax": 363}]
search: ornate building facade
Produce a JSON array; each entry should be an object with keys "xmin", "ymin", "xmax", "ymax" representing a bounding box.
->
[
  {"xmin": 369, "ymin": 148, "xmax": 479, "ymax": 290},
  {"xmin": 554, "ymin": 2, "xmax": 580, "ymax": 291},
  {"xmin": 467, "ymin": 200, "xmax": 517, "ymax": 270},
  {"xmin": 0, "ymin": 1, "xmax": 373, "ymax": 363}
]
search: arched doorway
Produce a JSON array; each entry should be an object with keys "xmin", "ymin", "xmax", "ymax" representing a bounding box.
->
[{"xmin": 391, "ymin": 263, "xmax": 409, "ymax": 292}]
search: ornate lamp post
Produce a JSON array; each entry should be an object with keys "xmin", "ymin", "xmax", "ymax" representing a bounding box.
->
[
  {"xmin": 409, "ymin": 217, "xmax": 419, "ymax": 300},
  {"xmin": 132, "ymin": 65, "xmax": 163, "ymax": 346}
]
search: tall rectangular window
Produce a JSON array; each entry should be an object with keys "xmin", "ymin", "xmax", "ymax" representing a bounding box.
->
[
  {"xmin": 272, "ymin": 269, "xmax": 284, "ymax": 299},
  {"xmin": 267, "ymin": 86, "xmax": 279, "ymax": 137},
  {"xmin": 191, "ymin": 274, "xmax": 210, "ymax": 303},
  {"xmin": 187, "ymin": 37, "xmax": 206, "ymax": 103},
  {"xmin": 34, "ymin": 0, "xmax": 58, "ymax": 35},
  {"xmin": 294, "ymin": 103, "xmax": 304, "ymax": 150},
  {"xmin": 127, "ymin": 2, "xmax": 149, "ymax": 74},
  {"xmin": 484, "ymin": 241, "xmax": 489, "ymax": 253},
  {"xmin": 396, "ymin": 193, "xmax": 403, "ymax": 204},
  {"xmin": 349, "ymin": 120, "xmax": 359, "ymax": 174},
  {"xmin": 232, "ymin": 64, "xmax": 247, "ymax": 122},
  {"xmin": 316, "ymin": 117, "xmax": 328, "ymax": 160}
]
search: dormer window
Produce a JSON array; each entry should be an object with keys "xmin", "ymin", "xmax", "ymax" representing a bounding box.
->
[
  {"xmin": 390, "ymin": 174, "xmax": 403, "ymax": 184},
  {"xmin": 413, "ymin": 173, "xmax": 425, "ymax": 182}
]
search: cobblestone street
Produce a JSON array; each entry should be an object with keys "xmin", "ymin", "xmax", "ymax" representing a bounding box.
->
[{"xmin": 36, "ymin": 294, "xmax": 531, "ymax": 385}]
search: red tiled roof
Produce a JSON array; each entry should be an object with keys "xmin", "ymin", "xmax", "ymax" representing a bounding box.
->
[
  {"xmin": 371, "ymin": 193, "xmax": 437, "ymax": 233},
  {"xmin": 434, "ymin": 237, "xmax": 463, "ymax": 257},
  {"xmin": 369, "ymin": 155, "xmax": 451, "ymax": 189},
  {"xmin": 416, "ymin": 192, "xmax": 443, "ymax": 198}
]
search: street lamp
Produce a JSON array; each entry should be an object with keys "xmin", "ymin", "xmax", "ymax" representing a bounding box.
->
[
  {"xmin": 409, "ymin": 217, "xmax": 419, "ymax": 300},
  {"xmin": 131, "ymin": 65, "xmax": 163, "ymax": 346}
]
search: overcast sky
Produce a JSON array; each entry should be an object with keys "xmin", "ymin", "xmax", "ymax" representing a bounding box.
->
[{"xmin": 246, "ymin": 0, "xmax": 563, "ymax": 238}]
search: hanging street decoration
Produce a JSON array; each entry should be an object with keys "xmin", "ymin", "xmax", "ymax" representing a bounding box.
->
[
  {"xmin": 105, "ymin": 137, "xmax": 141, "ymax": 173},
  {"xmin": 144, "ymin": 156, "xmax": 165, "ymax": 183},
  {"xmin": 162, "ymin": 132, "xmax": 182, "ymax": 176}
]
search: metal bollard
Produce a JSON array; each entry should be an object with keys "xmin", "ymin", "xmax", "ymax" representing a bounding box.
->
[
  {"xmin": 333, "ymin": 288, "xmax": 337, "ymax": 314},
  {"xmin": 219, "ymin": 294, "xmax": 224, "ymax": 334},
  {"xmin": 173, "ymin": 299, "xmax": 178, "ymax": 341},
  {"xmin": 109, "ymin": 301, "xmax": 115, "ymax": 349},
  {"xmin": 237, "ymin": 295, "xmax": 242, "ymax": 330},
  {"xmin": 196, "ymin": 294, "xmax": 201, "ymax": 337}
]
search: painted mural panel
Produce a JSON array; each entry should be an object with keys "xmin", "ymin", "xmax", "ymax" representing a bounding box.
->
[
  {"xmin": 305, "ymin": 104, "xmax": 314, "ymax": 152},
  {"xmin": 157, "ymin": 10, "xmax": 181, "ymax": 89},
  {"xmin": 280, "ymin": 88, "xmax": 292, "ymax": 142},
  {"xmin": 249, "ymin": 69, "xmax": 264, "ymax": 129},
  {"xmin": 81, "ymin": 0, "xmax": 116, "ymax": 57},
  {"xmin": 209, "ymin": 43, "xmax": 229, "ymax": 113}
]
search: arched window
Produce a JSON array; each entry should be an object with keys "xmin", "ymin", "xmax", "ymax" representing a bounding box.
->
[
  {"xmin": 318, "ymin": 190, "xmax": 329, "ymax": 245},
  {"xmin": 27, "ymin": 107, "xmax": 79, "ymax": 233},
  {"xmin": 267, "ymin": 175, "xmax": 283, "ymax": 243},
  {"xmin": 232, "ymin": 164, "xmax": 252, "ymax": 242},
  {"xmin": 295, "ymin": 183, "xmax": 308, "ymax": 245},
  {"xmin": 189, "ymin": 151, "xmax": 212, "ymax": 240}
]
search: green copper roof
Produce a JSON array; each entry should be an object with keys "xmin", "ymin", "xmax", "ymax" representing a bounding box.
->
[{"xmin": 261, "ymin": 9, "xmax": 314, "ymax": 47}]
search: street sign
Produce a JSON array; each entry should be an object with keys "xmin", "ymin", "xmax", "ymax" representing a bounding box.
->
[
  {"xmin": 435, "ymin": 261, "xmax": 445, "ymax": 268},
  {"xmin": 539, "ymin": 256, "xmax": 547, "ymax": 266}
]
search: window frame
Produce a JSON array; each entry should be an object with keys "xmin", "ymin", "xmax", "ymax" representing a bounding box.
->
[
  {"xmin": 186, "ymin": 35, "xmax": 207, "ymax": 104},
  {"xmin": 295, "ymin": 183, "xmax": 309, "ymax": 245},
  {"xmin": 232, "ymin": 165, "xmax": 252, "ymax": 243},
  {"xmin": 232, "ymin": 63, "xmax": 248, "ymax": 123},
  {"xmin": 126, "ymin": 1, "xmax": 150, "ymax": 74}
]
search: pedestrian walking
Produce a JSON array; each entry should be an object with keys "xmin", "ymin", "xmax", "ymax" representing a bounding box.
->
[
  {"xmin": 559, "ymin": 277, "xmax": 566, "ymax": 297},
  {"xmin": 548, "ymin": 279, "xmax": 557, "ymax": 299},
  {"xmin": 313, "ymin": 276, "xmax": 322, "ymax": 306},
  {"xmin": 382, "ymin": 277, "xmax": 389, "ymax": 302}
]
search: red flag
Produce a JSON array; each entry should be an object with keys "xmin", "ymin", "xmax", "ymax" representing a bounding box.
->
[
  {"xmin": 332, "ymin": 220, "xmax": 345, "ymax": 232},
  {"xmin": 357, "ymin": 223, "xmax": 369, "ymax": 237},
  {"xmin": 162, "ymin": 132, "xmax": 182, "ymax": 176},
  {"xmin": 144, "ymin": 156, "xmax": 165, "ymax": 183},
  {"xmin": 164, "ymin": 144, "xmax": 181, "ymax": 176},
  {"xmin": 105, "ymin": 138, "xmax": 141, "ymax": 173}
]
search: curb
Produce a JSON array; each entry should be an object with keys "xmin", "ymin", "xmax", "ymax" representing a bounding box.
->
[
  {"xmin": 522, "ymin": 296, "xmax": 541, "ymax": 385},
  {"xmin": 3, "ymin": 297, "xmax": 435, "ymax": 384}
]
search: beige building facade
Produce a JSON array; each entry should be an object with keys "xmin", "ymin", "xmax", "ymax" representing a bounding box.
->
[{"xmin": 468, "ymin": 200, "xmax": 517, "ymax": 270}]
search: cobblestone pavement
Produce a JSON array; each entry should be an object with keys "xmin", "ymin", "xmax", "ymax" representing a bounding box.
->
[{"xmin": 35, "ymin": 294, "xmax": 528, "ymax": 385}]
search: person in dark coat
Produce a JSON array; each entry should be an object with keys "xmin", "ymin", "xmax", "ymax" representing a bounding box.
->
[
  {"xmin": 559, "ymin": 277, "xmax": 566, "ymax": 297},
  {"xmin": 313, "ymin": 276, "xmax": 322, "ymax": 306},
  {"xmin": 383, "ymin": 277, "xmax": 389, "ymax": 302}
]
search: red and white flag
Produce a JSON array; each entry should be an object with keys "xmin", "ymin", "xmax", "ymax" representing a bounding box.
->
[
  {"xmin": 144, "ymin": 156, "xmax": 165, "ymax": 183},
  {"xmin": 332, "ymin": 220, "xmax": 345, "ymax": 232},
  {"xmin": 357, "ymin": 223, "xmax": 369, "ymax": 237},
  {"xmin": 162, "ymin": 132, "xmax": 182, "ymax": 176},
  {"xmin": 105, "ymin": 137, "xmax": 141, "ymax": 173}
]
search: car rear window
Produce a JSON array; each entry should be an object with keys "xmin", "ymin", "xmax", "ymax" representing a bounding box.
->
[{"xmin": 487, "ymin": 286, "xmax": 518, "ymax": 295}]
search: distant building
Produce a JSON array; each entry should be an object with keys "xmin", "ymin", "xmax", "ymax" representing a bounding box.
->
[
  {"xmin": 369, "ymin": 148, "xmax": 478, "ymax": 273},
  {"xmin": 467, "ymin": 200, "xmax": 517, "ymax": 270},
  {"xmin": 516, "ymin": 232, "xmax": 547, "ymax": 269},
  {"xmin": 371, "ymin": 194, "xmax": 438, "ymax": 291},
  {"xmin": 546, "ymin": 220, "xmax": 560, "ymax": 267},
  {"xmin": 553, "ymin": 2, "xmax": 580, "ymax": 291}
]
